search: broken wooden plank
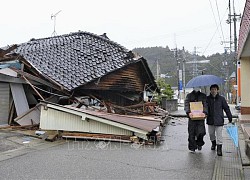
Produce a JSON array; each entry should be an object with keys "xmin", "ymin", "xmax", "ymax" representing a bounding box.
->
[
  {"xmin": 0, "ymin": 125, "xmax": 11, "ymax": 129},
  {"xmin": 45, "ymin": 134, "xmax": 59, "ymax": 142},
  {"xmin": 62, "ymin": 135, "xmax": 132, "ymax": 143},
  {"xmin": 61, "ymin": 132, "xmax": 131, "ymax": 140},
  {"xmin": 125, "ymin": 102, "xmax": 157, "ymax": 109},
  {"xmin": 10, "ymin": 124, "xmax": 39, "ymax": 130},
  {"xmin": 112, "ymin": 104, "xmax": 144, "ymax": 115},
  {"xmin": 0, "ymin": 44, "xmax": 17, "ymax": 58},
  {"xmin": 8, "ymin": 100, "xmax": 14, "ymax": 125}
]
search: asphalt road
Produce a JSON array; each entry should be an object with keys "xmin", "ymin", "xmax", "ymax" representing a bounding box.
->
[{"xmin": 0, "ymin": 118, "xmax": 216, "ymax": 179}]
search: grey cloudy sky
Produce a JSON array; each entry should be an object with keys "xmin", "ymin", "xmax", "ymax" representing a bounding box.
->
[{"xmin": 0, "ymin": 0, "xmax": 245, "ymax": 56}]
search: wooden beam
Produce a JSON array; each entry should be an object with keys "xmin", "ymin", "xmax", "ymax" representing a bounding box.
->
[
  {"xmin": 23, "ymin": 76, "xmax": 45, "ymax": 100},
  {"xmin": 61, "ymin": 132, "xmax": 132, "ymax": 142},
  {"xmin": 0, "ymin": 44, "xmax": 17, "ymax": 57},
  {"xmin": 8, "ymin": 100, "xmax": 14, "ymax": 125}
]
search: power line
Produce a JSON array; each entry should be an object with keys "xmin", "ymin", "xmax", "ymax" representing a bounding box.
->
[
  {"xmin": 121, "ymin": 24, "xmax": 220, "ymax": 46},
  {"xmin": 202, "ymin": 25, "xmax": 219, "ymax": 55},
  {"xmin": 208, "ymin": 0, "xmax": 221, "ymax": 40},
  {"xmin": 203, "ymin": 2, "xmax": 229, "ymax": 56},
  {"xmin": 215, "ymin": 0, "xmax": 226, "ymax": 42}
]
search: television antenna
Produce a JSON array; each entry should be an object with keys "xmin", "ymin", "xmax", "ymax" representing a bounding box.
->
[{"xmin": 51, "ymin": 10, "xmax": 62, "ymax": 36}]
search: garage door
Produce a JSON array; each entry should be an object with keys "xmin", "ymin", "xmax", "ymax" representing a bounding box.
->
[{"xmin": 0, "ymin": 83, "xmax": 10, "ymax": 125}]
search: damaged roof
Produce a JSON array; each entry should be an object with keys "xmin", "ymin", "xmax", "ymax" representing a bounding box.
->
[
  {"xmin": 40, "ymin": 102, "xmax": 164, "ymax": 140},
  {"xmin": 12, "ymin": 31, "xmax": 146, "ymax": 91}
]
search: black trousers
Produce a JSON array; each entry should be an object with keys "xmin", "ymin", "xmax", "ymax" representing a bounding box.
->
[{"xmin": 188, "ymin": 119, "xmax": 206, "ymax": 150}]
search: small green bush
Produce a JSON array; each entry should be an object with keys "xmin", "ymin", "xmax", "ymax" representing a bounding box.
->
[{"xmin": 154, "ymin": 78, "xmax": 174, "ymax": 103}]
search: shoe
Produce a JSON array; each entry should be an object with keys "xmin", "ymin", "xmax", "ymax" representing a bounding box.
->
[
  {"xmin": 189, "ymin": 149, "xmax": 195, "ymax": 153},
  {"xmin": 190, "ymin": 149, "xmax": 195, "ymax": 153},
  {"xmin": 197, "ymin": 146, "xmax": 202, "ymax": 151},
  {"xmin": 217, "ymin": 144, "xmax": 222, "ymax": 156},
  {"xmin": 211, "ymin": 140, "xmax": 216, "ymax": 150}
]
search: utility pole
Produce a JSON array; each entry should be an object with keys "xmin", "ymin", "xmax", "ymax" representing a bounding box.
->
[
  {"xmin": 182, "ymin": 47, "xmax": 186, "ymax": 98},
  {"xmin": 192, "ymin": 47, "xmax": 199, "ymax": 77},
  {"xmin": 233, "ymin": 13, "xmax": 240, "ymax": 53},
  {"xmin": 174, "ymin": 47, "xmax": 179, "ymax": 99},
  {"xmin": 227, "ymin": 0, "xmax": 240, "ymax": 53},
  {"xmin": 222, "ymin": 49, "xmax": 230, "ymax": 101},
  {"xmin": 229, "ymin": 0, "xmax": 232, "ymax": 52},
  {"xmin": 171, "ymin": 46, "xmax": 181, "ymax": 100},
  {"xmin": 156, "ymin": 59, "xmax": 160, "ymax": 81}
]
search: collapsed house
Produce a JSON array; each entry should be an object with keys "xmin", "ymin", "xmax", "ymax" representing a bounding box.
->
[{"xmin": 0, "ymin": 31, "xmax": 168, "ymax": 142}]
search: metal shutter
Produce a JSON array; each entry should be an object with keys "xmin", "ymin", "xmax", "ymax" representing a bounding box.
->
[{"xmin": 0, "ymin": 83, "xmax": 10, "ymax": 125}]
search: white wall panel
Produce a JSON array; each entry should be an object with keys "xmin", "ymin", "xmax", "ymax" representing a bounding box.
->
[{"xmin": 40, "ymin": 107, "xmax": 132, "ymax": 136}]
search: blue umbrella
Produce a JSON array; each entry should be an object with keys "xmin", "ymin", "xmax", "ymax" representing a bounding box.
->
[
  {"xmin": 226, "ymin": 124, "xmax": 238, "ymax": 147},
  {"xmin": 186, "ymin": 74, "xmax": 225, "ymax": 88}
]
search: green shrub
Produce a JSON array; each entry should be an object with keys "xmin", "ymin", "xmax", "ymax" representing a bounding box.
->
[{"xmin": 154, "ymin": 78, "xmax": 174, "ymax": 103}]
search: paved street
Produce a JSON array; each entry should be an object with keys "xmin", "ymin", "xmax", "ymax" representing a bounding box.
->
[{"xmin": 0, "ymin": 117, "xmax": 217, "ymax": 180}]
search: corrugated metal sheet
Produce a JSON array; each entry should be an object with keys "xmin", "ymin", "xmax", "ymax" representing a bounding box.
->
[
  {"xmin": 82, "ymin": 109, "xmax": 160, "ymax": 132},
  {"xmin": 40, "ymin": 107, "xmax": 133, "ymax": 136},
  {"xmin": 0, "ymin": 82, "xmax": 10, "ymax": 125},
  {"xmin": 10, "ymin": 83, "xmax": 29, "ymax": 116}
]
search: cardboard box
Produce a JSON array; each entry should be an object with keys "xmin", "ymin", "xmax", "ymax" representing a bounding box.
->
[{"xmin": 190, "ymin": 102, "xmax": 205, "ymax": 120}]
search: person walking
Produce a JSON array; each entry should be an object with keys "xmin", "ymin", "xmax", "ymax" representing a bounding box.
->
[
  {"xmin": 206, "ymin": 84, "xmax": 233, "ymax": 156},
  {"xmin": 184, "ymin": 88, "xmax": 208, "ymax": 153}
]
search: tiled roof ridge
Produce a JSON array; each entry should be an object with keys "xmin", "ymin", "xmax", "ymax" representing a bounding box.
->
[
  {"xmin": 20, "ymin": 31, "xmax": 129, "ymax": 52},
  {"xmin": 72, "ymin": 31, "xmax": 129, "ymax": 52}
]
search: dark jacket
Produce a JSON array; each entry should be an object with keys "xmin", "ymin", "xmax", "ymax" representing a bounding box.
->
[
  {"xmin": 206, "ymin": 93, "xmax": 232, "ymax": 126},
  {"xmin": 184, "ymin": 90, "xmax": 208, "ymax": 117}
]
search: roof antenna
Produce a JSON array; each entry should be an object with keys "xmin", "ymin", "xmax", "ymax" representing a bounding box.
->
[{"xmin": 51, "ymin": 10, "xmax": 62, "ymax": 36}]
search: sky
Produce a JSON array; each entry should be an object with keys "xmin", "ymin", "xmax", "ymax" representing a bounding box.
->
[{"xmin": 0, "ymin": 0, "xmax": 246, "ymax": 56}]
